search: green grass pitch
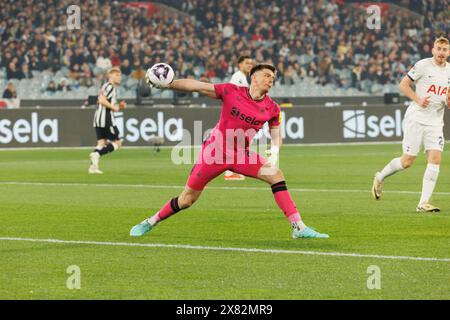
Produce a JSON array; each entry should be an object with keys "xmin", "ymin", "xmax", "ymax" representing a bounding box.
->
[{"xmin": 0, "ymin": 143, "xmax": 449, "ymax": 299}]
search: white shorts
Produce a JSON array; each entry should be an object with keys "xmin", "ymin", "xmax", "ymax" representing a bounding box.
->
[{"xmin": 402, "ymin": 118, "xmax": 444, "ymax": 156}]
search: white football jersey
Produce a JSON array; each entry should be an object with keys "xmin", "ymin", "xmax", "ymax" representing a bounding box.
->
[
  {"xmin": 229, "ymin": 70, "xmax": 249, "ymax": 87},
  {"xmin": 405, "ymin": 58, "xmax": 450, "ymax": 126}
]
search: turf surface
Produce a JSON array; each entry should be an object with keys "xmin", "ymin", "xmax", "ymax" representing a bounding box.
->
[{"xmin": 0, "ymin": 144, "xmax": 449, "ymax": 299}]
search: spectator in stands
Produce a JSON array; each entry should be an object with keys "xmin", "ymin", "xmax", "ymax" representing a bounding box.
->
[
  {"xmin": 351, "ymin": 61, "xmax": 365, "ymax": 91},
  {"xmin": 222, "ymin": 18, "xmax": 234, "ymax": 38},
  {"xmin": 215, "ymin": 54, "xmax": 229, "ymax": 79},
  {"xmin": 379, "ymin": 69, "xmax": 392, "ymax": 85},
  {"xmin": 46, "ymin": 80, "xmax": 57, "ymax": 94},
  {"xmin": 319, "ymin": 56, "xmax": 335, "ymax": 84},
  {"xmin": 199, "ymin": 74, "xmax": 210, "ymax": 83},
  {"xmin": 6, "ymin": 62, "xmax": 22, "ymax": 79},
  {"xmin": 182, "ymin": 62, "xmax": 196, "ymax": 78},
  {"xmin": 2, "ymin": 82, "xmax": 17, "ymax": 98},
  {"xmin": 281, "ymin": 65, "xmax": 296, "ymax": 86},
  {"xmin": 80, "ymin": 63, "xmax": 94, "ymax": 87},
  {"xmin": 40, "ymin": 55, "xmax": 51, "ymax": 72},
  {"xmin": 142, "ymin": 56, "xmax": 152, "ymax": 70},
  {"xmin": 51, "ymin": 56, "xmax": 62, "ymax": 73},
  {"xmin": 204, "ymin": 59, "xmax": 217, "ymax": 79},
  {"xmin": 71, "ymin": 47, "xmax": 85, "ymax": 69},
  {"xmin": 1, "ymin": 0, "xmax": 448, "ymax": 98},
  {"xmin": 20, "ymin": 63, "xmax": 32, "ymax": 79},
  {"xmin": 131, "ymin": 61, "xmax": 145, "ymax": 80},
  {"xmin": 306, "ymin": 61, "xmax": 318, "ymax": 81},
  {"xmin": 57, "ymin": 78, "xmax": 72, "ymax": 92},
  {"xmin": 1, "ymin": 51, "xmax": 12, "ymax": 68},
  {"xmin": 121, "ymin": 59, "xmax": 132, "ymax": 76},
  {"xmin": 96, "ymin": 50, "xmax": 112, "ymax": 71},
  {"xmin": 69, "ymin": 63, "xmax": 81, "ymax": 83},
  {"xmin": 109, "ymin": 48, "xmax": 121, "ymax": 67}
]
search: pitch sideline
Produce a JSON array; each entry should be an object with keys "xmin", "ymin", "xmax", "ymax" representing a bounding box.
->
[{"xmin": 1, "ymin": 181, "xmax": 450, "ymax": 196}]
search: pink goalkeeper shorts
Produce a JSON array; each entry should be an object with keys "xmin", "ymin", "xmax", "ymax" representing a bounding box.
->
[{"xmin": 186, "ymin": 145, "xmax": 266, "ymax": 191}]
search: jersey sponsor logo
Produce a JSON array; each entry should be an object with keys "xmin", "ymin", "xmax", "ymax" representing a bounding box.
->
[
  {"xmin": 230, "ymin": 106, "xmax": 263, "ymax": 126},
  {"xmin": 0, "ymin": 112, "xmax": 58, "ymax": 144},
  {"xmin": 343, "ymin": 110, "xmax": 403, "ymax": 139},
  {"xmin": 426, "ymin": 85, "xmax": 448, "ymax": 96}
]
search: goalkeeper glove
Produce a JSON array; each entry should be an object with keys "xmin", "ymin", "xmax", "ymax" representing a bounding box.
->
[
  {"xmin": 266, "ymin": 146, "xmax": 279, "ymax": 167},
  {"xmin": 144, "ymin": 73, "xmax": 172, "ymax": 89}
]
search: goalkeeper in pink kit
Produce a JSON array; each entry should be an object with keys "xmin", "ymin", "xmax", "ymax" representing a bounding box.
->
[{"xmin": 130, "ymin": 64, "xmax": 329, "ymax": 239}]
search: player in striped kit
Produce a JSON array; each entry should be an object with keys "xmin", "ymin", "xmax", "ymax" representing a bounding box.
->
[
  {"xmin": 372, "ymin": 37, "xmax": 450, "ymax": 212},
  {"xmin": 89, "ymin": 67, "xmax": 126, "ymax": 174}
]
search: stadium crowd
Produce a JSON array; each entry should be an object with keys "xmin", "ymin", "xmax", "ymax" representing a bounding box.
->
[{"xmin": 0, "ymin": 0, "xmax": 448, "ymax": 98}]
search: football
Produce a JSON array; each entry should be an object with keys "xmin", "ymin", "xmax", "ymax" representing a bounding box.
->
[{"xmin": 145, "ymin": 63, "xmax": 175, "ymax": 88}]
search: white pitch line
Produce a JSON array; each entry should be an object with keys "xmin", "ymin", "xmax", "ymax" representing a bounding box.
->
[
  {"xmin": 0, "ymin": 141, "xmax": 405, "ymax": 151},
  {"xmin": 1, "ymin": 181, "xmax": 450, "ymax": 196},
  {"xmin": 0, "ymin": 237, "xmax": 449, "ymax": 262}
]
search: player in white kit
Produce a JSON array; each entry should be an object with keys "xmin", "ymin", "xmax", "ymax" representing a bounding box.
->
[
  {"xmin": 230, "ymin": 55, "xmax": 253, "ymax": 87},
  {"xmin": 372, "ymin": 37, "xmax": 450, "ymax": 212},
  {"xmin": 224, "ymin": 55, "xmax": 254, "ymax": 181}
]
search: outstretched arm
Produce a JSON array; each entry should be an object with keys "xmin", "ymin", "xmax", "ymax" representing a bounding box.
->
[{"xmin": 169, "ymin": 79, "xmax": 217, "ymax": 99}]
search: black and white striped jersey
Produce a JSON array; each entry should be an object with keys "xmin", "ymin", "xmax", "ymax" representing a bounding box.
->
[{"xmin": 93, "ymin": 81, "xmax": 117, "ymax": 128}]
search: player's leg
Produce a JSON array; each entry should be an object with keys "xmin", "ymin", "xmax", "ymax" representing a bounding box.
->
[
  {"xmin": 130, "ymin": 186, "xmax": 203, "ymax": 236},
  {"xmin": 130, "ymin": 153, "xmax": 228, "ymax": 236},
  {"xmin": 372, "ymin": 118, "xmax": 421, "ymax": 199},
  {"xmin": 417, "ymin": 126, "xmax": 444, "ymax": 212},
  {"xmin": 92, "ymin": 138, "xmax": 107, "ymax": 159},
  {"xmin": 96, "ymin": 127, "xmax": 121, "ymax": 157},
  {"xmin": 417, "ymin": 150, "xmax": 441, "ymax": 212},
  {"xmin": 89, "ymin": 127, "xmax": 121, "ymax": 174},
  {"xmin": 89, "ymin": 128, "xmax": 107, "ymax": 173},
  {"xmin": 233, "ymin": 152, "xmax": 328, "ymax": 238}
]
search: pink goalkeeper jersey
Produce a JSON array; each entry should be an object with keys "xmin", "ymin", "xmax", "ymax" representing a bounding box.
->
[{"xmin": 205, "ymin": 83, "xmax": 281, "ymax": 152}]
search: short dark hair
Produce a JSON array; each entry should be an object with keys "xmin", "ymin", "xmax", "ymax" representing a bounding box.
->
[
  {"xmin": 249, "ymin": 63, "xmax": 277, "ymax": 79},
  {"xmin": 238, "ymin": 55, "xmax": 252, "ymax": 64}
]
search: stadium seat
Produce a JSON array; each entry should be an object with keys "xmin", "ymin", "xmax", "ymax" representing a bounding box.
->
[
  {"xmin": 126, "ymin": 78, "xmax": 138, "ymax": 90},
  {"xmin": 193, "ymin": 66, "xmax": 205, "ymax": 77},
  {"xmin": 371, "ymin": 83, "xmax": 383, "ymax": 94},
  {"xmin": 161, "ymin": 90, "xmax": 174, "ymax": 99}
]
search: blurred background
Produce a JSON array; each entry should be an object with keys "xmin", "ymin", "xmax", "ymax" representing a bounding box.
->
[
  {"xmin": 0, "ymin": 0, "xmax": 448, "ymax": 101},
  {"xmin": 0, "ymin": 0, "xmax": 449, "ymax": 147}
]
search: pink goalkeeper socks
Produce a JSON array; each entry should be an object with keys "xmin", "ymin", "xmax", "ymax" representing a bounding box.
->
[
  {"xmin": 151, "ymin": 197, "xmax": 181, "ymax": 223},
  {"xmin": 271, "ymin": 181, "xmax": 302, "ymax": 222}
]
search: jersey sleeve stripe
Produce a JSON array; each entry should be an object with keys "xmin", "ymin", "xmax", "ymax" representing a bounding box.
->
[{"xmin": 105, "ymin": 86, "xmax": 114, "ymax": 98}]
